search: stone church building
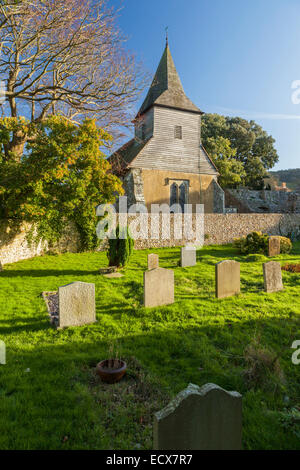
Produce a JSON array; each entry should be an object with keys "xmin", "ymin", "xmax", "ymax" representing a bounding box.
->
[{"xmin": 109, "ymin": 43, "xmax": 224, "ymax": 213}]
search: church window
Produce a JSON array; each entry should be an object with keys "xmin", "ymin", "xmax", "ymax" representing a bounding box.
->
[
  {"xmin": 170, "ymin": 183, "xmax": 178, "ymax": 206},
  {"xmin": 170, "ymin": 181, "xmax": 189, "ymax": 212},
  {"xmin": 174, "ymin": 125, "xmax": 182, "ymax": 139},
  {"xmin": 179, "ymin": 182, "xmax": 188, "ymax": 211}
]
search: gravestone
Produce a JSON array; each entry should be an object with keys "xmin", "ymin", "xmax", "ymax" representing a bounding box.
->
[
  {"xmin": 153, "ymin": 383, "xmax": 242, "ymax": 450},
  {"xmin": 215, "ymin": 260, "xmax": 240, "ymax": 299},
  {"xmin": 263, "ymin": 261, "xmax": 283, "ymax": 293},
  {"xmin": 268, "ymin": 237, "xmax": 281, "ymax": 257},
  {"xmin": 58, "ymin": 281, "xmax": 96, "ymax": 328},
  {"xmin": 148, "ymin": 254, "xmax": 159, "ymax": 270},
  {"xmin": 0, "ymin": 340, "xmax": 5, "ymax": 365},
  {"xmin": 180, "ymin": 246, "xmax": 196, "ymax": 267},
  {"xmin": 144, "ymin": 268, "xmax": 174, "ymax": 308}
]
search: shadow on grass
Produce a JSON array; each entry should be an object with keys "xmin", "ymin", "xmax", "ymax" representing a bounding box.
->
[{"xmin": 0, "ymin": 317, "xmax": 299, "ymax": 449}]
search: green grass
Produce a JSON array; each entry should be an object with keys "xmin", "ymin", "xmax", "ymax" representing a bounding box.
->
[{"xmin": 0, "ymin": 243, "xmax": 300, "ymax": 450}]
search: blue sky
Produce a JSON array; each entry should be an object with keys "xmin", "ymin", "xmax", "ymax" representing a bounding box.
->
[{"xmin": 111, "ymin": 0, "xmax": 300, "ymax": 170}]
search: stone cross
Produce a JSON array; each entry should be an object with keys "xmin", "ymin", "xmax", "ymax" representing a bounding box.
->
[
  {"xmin": 268, "ymin": 236, "xmax": 281, "ymax": 257},
  {"xmin": 148, "ymin": 253, "xmax": 159, "ymax": 270},
  {"xmin": 58, "ymin": 281, "xmax": 96, "ymax": 328},
  {"xmin": 215, "ymin": 260, "xmax": 240, "ymax": 299},
  {"xmin": 180, "ymin": 246, "xmax": 196, "ymax": 267},
  {"xmin": 153, "ymin": 383, "xmax": 242, "ymax": 450},
  {"xmin": 263, "ymin": 261, "xmax": 283, "ymax": 293},
  {"xmin": 144, "ymin": 268, "xmax": 174, "ymax": 308}
]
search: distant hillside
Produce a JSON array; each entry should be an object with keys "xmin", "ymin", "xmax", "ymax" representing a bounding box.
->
[{"xmin": 268, "ymin": 169, "xmax": 300, "ymax": 191}]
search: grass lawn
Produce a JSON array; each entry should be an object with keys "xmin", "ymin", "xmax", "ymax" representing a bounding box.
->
[{"xmin": 0, "ymin": 243, "xmax": 300, "ymax": 450}]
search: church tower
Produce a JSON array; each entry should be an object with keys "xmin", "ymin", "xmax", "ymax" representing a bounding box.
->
[{"xmin": 110, "ymin": 42, "xmax": 225, "ymax": 213}]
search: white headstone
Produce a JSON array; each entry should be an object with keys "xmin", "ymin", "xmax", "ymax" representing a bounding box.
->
[{"xmin": 180, "ymin": 246, "xmax": 196, "ymax": 267}]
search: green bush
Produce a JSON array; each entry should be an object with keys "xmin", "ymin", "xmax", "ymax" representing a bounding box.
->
[
  {"xmin": 234, "ymin": 231, "xmax": 269, "ymax": 255},
  {"xmin": 107, "ymin": 225, "xmax": 134, "ymax": 268},
  {"xmin": 278, "ymin": 236, "xmax": 293, "ymax": 254},
  {"xmin": 234, "ymin": 232, "xmax": 293, "ymax": 255}
]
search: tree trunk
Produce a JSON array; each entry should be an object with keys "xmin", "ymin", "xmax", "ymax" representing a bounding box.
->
[{"xmin": 5, "ymin": 131, "xmax": 27, "ymax": 161}]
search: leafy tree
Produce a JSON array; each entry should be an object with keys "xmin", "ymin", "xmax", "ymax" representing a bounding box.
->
[
  {"xmin": 0, "ymin": 116, "xmax": 123, "ymax": 250},
  {"xmin": 107, "ymin": 225, "xmax": 134, "ymax": 268},
  {"xmin": 204, "ymin": 136, "xmax": 245, "ymax": 188},
  {"xmin": 202, "ymin": 114, "xmax": 279, "ymax": 189},
  {"xmin": 0, "ymin": 0, "xmax": 147, "ymax": 160}
]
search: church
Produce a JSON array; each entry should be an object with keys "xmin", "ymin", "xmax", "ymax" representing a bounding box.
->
[{"xmin": 109, "ymin": 42, "xmax": 225, "ymax": 213}]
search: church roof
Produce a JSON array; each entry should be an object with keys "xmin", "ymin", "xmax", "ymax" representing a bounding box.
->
[
  {"xmin": 108, "ymin": 137, "xmax": 151, "ymax": 175},
  {"xmin": 137, "ymin": 44, "xmax": 203, "ymax": 116}
]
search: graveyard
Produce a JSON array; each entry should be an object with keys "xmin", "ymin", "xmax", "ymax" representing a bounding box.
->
[{"xmin": 0, "ymin": 243, "xmax": 299, "ymax": 450}]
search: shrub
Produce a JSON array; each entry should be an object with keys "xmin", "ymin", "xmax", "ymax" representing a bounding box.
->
[
  {"xmin": 282, "ymin": 264, "xmax": 300, "ymax": 273},
  {"xmin": 107, "ymin": 225, "xmax": 134, "ymax": 268},
  {"xmin": 234, "ymin": 231, "xmax": 268, "ymax": 255},
  {"xmin": 243, "ymin": 337, "xmax": 285, "ymax": 392},
  {"xmin": 278, "ymin": 236, "xmax": 292, "ymax": 254},
  {"xmin": 234, "ymin": 232, "xmax": 292, "ymax": 255}
]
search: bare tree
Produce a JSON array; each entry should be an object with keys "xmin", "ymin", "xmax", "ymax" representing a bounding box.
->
[{"xmin": 0, "ymin": 0, "xmax": 147, "ymax": 158}]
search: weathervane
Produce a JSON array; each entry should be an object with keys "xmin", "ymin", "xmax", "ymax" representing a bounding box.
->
[{"xmin": 165, "ymin": 26, "xmax": 168, "ymax": 46}]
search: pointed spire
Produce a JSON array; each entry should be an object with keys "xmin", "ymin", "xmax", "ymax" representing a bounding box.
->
[{"xmin": 137, "ymin": 43, "xmax": 202, "ymax": 116}]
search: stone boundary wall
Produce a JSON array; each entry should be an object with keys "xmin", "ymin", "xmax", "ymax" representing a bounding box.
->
[
  {"xmin": 1, "ymin": 214, "xmax": 300, "ymax": 265},
  {"xmin": 132, "ymin": 213, "xmax": 300, "ymax": 249},
  {"xmin": 0, "ymin": 222, "xmax": 80, "ymax": 265}
]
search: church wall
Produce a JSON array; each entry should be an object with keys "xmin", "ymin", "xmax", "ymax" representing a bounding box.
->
[
  {"xmin": 131, "ymin": 107, "xmax": 217, "ymax": 175},
  {"xmin": 134, "ymin": 107, "xmax": 154, "ymax": 141},
  {"xmin": 141, "ymin": 169, "xmax": 216, "ymax": 213}
]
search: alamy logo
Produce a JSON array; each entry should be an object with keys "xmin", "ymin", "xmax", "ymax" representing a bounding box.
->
[
  {"xmin": 291, "ymin": 340, "xmax": 300, "ymax": 365},
  {"xmin": 0, "ymin": 340, "xmax": 6, "ymax": 365},
  {"xmin": 291, "ymin": 80, "xmax": 300, "ymax": 105},
  {"xmin": 96, "ymin": 197, "xmax": 204, "ymax": 246}
]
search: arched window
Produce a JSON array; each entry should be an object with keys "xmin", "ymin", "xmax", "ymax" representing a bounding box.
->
[
  {"xmin": 179, "ymin": 182, "xmax": 187, "ymax": 212},
  {"xmin": 170, "ymin": 183, "xmax": 178, "ymax": 206}
]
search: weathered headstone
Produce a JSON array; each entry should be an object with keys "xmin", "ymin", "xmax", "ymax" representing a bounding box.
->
[
  {"xmin": 58, "ymin": 281, "xmax": 96, "ymax": 328},
  {"xmin": 0, "ymin": 340, "xmax": 6, "ymax": 365},
  {"xmin": 153, "ymin": 383, "xmax": 242, "ymax": 450},
  {"xmin": 215, "ymin": 260, "xmax": 240, "ymax": 299},
  {"xmin": 263, "ymin": 261, "xmax": 283, "ymax": 293},
  {"xmin": 180, "ymin": 246, "xmax": 196, "ymax": 267},
  {"xmin": 148, "ymin": 253, "xmax": 159, "ymax": 270},
  {"xmin": 268, "ymin": 236, "xmax": 281, "ymax": 257},
  {"xmin": 144, "ymin": 268, "xmax": 174, "ymax": 308}
]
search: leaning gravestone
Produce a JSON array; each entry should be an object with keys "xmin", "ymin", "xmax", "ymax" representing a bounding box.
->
[
  {"xmin": 263, "ymin": 261, "xmax": 283, "ymax": 293},
  {"xmin": 144, "ymin": 268, "xmax": 174, "ymax": 308},
  {"xmin": 58, "ymin": 281, "xmax": 96, "ymax": 328},
  {"xmin": 215, "ymin": 260, "xmax": 240, "ymax": 299},
  {"xmin": 153, "ymin": 383, "xmax": 242, "ymax": 450},
  {"xmin": 148, "ymin": 254, "xmax": 159, "ymax": 270},
  {"xmin": 180, "ymin": 246, "xmax": 196, "ymax": 267},
  {"xmin": 268, "ymin": 236, "xmax": 281, "ymax": 257}
]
